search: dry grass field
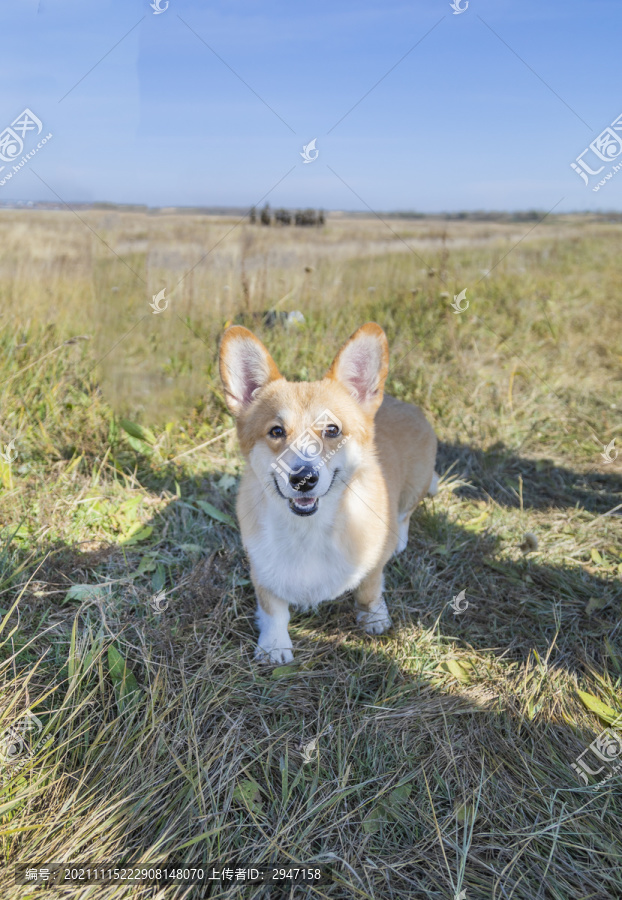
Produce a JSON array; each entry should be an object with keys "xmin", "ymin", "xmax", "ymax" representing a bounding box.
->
[{"xmin": 0, "ymin": 208, "xmax": 621, "ymax": 899}]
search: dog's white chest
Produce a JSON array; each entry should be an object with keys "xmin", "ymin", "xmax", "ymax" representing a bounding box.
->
[{"xmin": 246, "ymin": 515, "xmax": 368, "ymax": 608}]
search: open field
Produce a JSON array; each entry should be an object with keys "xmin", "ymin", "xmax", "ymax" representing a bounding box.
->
[{"xmin": 0, "ymin": 210, "xmax": 621, "ymax": 899}]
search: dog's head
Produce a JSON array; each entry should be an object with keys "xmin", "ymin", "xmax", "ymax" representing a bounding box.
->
[{"xmin": 219, "ymin": 323, "xmax": 389, "ymax": 517}]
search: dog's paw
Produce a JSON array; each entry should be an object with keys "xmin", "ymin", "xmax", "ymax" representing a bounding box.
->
[
  {"xmin": 254, "ymin": 645, "xmax": 294, "ymax": 664},
  {"xmin": 254, "ymin": 635, "xmax": 294, "ymax": 664},
  {"xmin": 356, "ymin": 598, "xmax": 391, "ymax": 635}
]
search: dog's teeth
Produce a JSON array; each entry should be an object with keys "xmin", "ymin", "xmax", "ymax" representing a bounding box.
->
[
  {"xmin": 291, "ymin": 496, "xmax": 318, "ymax": 512},
  {"xmin": 288, "ymin": 496, "xmax": 319, "ymax": 515}
]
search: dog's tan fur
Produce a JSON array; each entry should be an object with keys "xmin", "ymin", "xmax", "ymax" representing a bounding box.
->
[{"xmin": 219, "ymin": 322, "xmax": 438, "ymax": 662}]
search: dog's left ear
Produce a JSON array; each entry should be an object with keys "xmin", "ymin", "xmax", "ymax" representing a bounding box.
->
[{"xmin": 325, "ymin": 322, "xmax": 389, "ymax": 414}]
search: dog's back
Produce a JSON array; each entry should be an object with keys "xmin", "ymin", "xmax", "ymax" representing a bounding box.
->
[{"xmin": 374, "ymin": 394, "xmax": 437, "ymax": 528}]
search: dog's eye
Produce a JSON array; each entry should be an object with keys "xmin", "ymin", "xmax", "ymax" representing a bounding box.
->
[
  {"xmin": 268, "ymin": 426, "xmax": 285, "ymax": 439},
  {"xmin": 324, "ymin": 424, "xmax": 341, "ymax": 438}
]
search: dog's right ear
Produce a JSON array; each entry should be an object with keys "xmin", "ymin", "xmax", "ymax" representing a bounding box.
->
[{"xmin": 219, "ymin": 326, "xmax": 283, "ymax": 416}]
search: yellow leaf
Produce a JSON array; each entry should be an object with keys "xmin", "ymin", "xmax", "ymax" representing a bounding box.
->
[
  {"xmin": 121, "ymin": 525, "xmax": 153, "ymax": 546},
  {"xmin": 271, "ymin": 665, "xmax": 299, "ymax": 678},
  {"xmin": 440, "ymin": 659, "xmax": 471, "ymax": 683},
  {"xmin": 576, "ymin": 690, "xmax": 620, "ymax": 724},
  {"xmin": 463, "ymin": 510, "xmax": 489, "ymax": 532}
]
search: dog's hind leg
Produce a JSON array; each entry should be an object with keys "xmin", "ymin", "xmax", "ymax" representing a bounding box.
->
[
  {"xmin": 355, "ymin": 565, "xmax": 391, "ymax": 634},
  {"xmin": 395, "ymin": 511, "xmax": 412, "ymax": 554},
  {"xmin": 428, "ymin": 471, "xmax": 439, "ymax": 496}
]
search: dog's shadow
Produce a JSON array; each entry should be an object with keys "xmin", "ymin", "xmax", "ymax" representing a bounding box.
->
[{"xmin": 24, "ymin": 437, "xmax": 621, "ymax": 677}]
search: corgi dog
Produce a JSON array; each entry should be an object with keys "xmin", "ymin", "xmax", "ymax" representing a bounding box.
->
[{"xmin": 219, "ymin": 322, "xmax": 438, "ymax": 663}]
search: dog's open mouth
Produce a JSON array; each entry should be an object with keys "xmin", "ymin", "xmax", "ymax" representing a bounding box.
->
[
  {"xmin": 288, "ymin": 496, "xmax": 319, "ymax": 516},
  {"xmin": 273, "ymin": 469, "xmax": 340, "ymax": 516}
]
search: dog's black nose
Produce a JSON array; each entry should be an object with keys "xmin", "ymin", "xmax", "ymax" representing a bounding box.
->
[{"xmin": 289, "ymin": 466, "xmax": 318, "ymax": 492}]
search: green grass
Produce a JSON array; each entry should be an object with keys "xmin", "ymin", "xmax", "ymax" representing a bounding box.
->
[{"xmin": 0, "ymin": 210, "xmax": 621, "ymax": 899}]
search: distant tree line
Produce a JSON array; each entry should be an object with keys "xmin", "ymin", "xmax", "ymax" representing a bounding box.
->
[
  {"xmin": 249, "ymin": 204, "xmax": 325, "ymax": 227},
  {"xmin": 367, "ymin": 210, "xmax": 549, "ymax": 223}
]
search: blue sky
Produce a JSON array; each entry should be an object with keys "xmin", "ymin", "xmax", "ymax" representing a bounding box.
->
[{"xmin": 1, "ymin": 0, "xmax": 621, "ymax": 211}]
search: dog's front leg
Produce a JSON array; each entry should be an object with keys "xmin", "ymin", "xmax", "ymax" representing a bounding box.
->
[
  {"xmin": 254, "ymin": 583, "xmax": 293, "ymax": 664},
  {"xmin": 355, "ymin": 565, "xmax": 392, "ymax": 635}
]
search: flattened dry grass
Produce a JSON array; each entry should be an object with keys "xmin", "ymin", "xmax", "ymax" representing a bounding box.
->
[{"xmin": 0, "ymin": 210, "xmax": 620, "ymax": 899}]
